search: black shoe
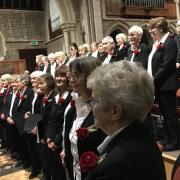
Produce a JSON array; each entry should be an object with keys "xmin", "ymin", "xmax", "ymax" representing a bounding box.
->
[
  {"xmin": 15, "ymin": 160, "xmax": 23, "ymax": 167},
  {"xmin": 29, "ymin": 171, "xmax": 40, "ymax": 179},
  {"xmin": 162, "ymin": 143, "xmax": 179, "ymax": 152}
]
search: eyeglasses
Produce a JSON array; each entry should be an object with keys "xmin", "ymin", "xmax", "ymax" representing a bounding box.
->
[{"xmin": 149, "ymin": 28, "xmax": 157, "ymax": 35}]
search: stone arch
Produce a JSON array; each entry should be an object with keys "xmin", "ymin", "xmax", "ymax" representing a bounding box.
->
[
  {"xmin": 55, "ymin": 0, "xmax": 76, "ymax": 23},
  {"xmin": 0, "ymin": 31, "xmax": 6, "ymax": 58},
  {"xmin": 104, "ymin": 21, "xmax": 130, "ymax": 36}
]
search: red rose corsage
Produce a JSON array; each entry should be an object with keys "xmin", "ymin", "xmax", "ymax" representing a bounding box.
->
[
  {"xmin": 80, "ymin": 151, "xmax": 98, "ymax": 172},
  {"xmin": 58, "ymin": 97, "xmax": 65, "ymax": 105},
  {"xmin": 16, "ymin": 92, "xmax": 20, "ymax": 98},
  {"xmin": 0, "ymin": 92, "xmax": 4, "ymax": 97},
  {"xmin": 76, "ymin": 125, "xmax": 97, "ymax": 140},
  {"xmin": 133, "ymin": 49, "xmax": 140, "ymax": 55},
  {"xmin": 42, "ymin": 97, "xmax": 49, "ymax": 105},
  {"xmin": 76, "ymin": 128, "xmax": 89, "ymax": 140},
  {"xmin": 156, "ymin": 43, "xmax": 164, "ymax": 51},
  {"xmin": 20, "ymin": 95, "xmax": 27, "ymax": 101}
]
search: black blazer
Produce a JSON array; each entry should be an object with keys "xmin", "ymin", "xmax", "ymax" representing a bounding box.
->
[
  {"xmin": 46, "ymin": 91, "xmax": 72, "ymax": 148},
  {"xmin": 85, "ymin": 121, "xmax": 166, "ymax": 180},
  {"xmin": 116, "ymin": 43, "xmax": 130, "ymax": 61},
  {"xmin": 127, "ymin": 43, "xmax": 150, "ymax": 69},
  {"xmin": 37, "ymin": 90, "xmax": 57, "ymax": 141},
  {"xmin": 64, "ymin": 110, "xmax": 106, "ymax": 180},
  {"xmin": 12, "ymin": 87, "xmax": 34, "ymax": 135},
  {"xmin": 151, "ymin": 36, "xmax": 177, "ymax": 91}
]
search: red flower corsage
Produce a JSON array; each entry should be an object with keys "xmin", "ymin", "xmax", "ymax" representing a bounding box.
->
[
  {"xmin": 58, "ymin": 97, "xmax": 65, "ymax": 105},
  {"xmin": 70, "ymin": 100, "xmax": 75, "ymax": 107},
  {"xmin": 42, "ymin": 97, "xmax": 49, "ymax": 105},
  {"xmin": 133, "ymin": 49, "xmax": 140, "ymax": 55},
  {"xmin": 20, "ymin": 95, "xmax": 27, "ymax": 101},
  {"xmin": 0, "ymin": 92, "xmax": 4, "ymax": 97},
  {"xmin": 80, "ymin": 151, "xmax": 98, "ymax": 172},
  {"xmin": 76, "ymin": 128, "xmax": 89, "ymax": 140},
  {"xmin": 156, "ymin": 43, "xmax": 164, "ymax": 51},
  {"xmin": 76, "ymin": 125, "xmax": 97, "ymax": 140},
  {"xmin": 16, "ymin": 92, "xmax": 20, "ymax": 97}
]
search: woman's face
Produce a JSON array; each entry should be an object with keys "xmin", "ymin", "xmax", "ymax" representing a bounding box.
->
[
  {"xmin": 1, "ymin": 80, "xmax": 9, "ymax": 88},
  {"xmin": 31, "ymin": 76, "xmax": 38, "ymax": 88},
  {"xmin": 17, "ymin": 80, "xmax": 26, "ymax": 91},
  {"xmin": 69, "ymin": 46, "xmax": 77, "ymax": 57},
  {"xmin": 91, "ymin": 91, "xmax": 112, "ymax": 134},
  {"xmin": 149, "ymin": 28, "xmax": 161, "ymax": 41},
  {"xmin": 79, "ymin": 47, "xmax": 86, "ymax": 57},
  {"xmin": 55, "ymin": 75, "xmax": 68, "ymax": 91},
  {"xmin": 116, "ymin": 37, "xmax": 124, "ymax": 46},
  {"xmin": 38, "ymin": 78, "xmax": 48, "ymax": 94},
  {"xmin": 128, "ymin": 32, "xmax": 140, "ymax": 45},
  {"xmin": 69, "ymin": 67, "xmax": 86, "ymax": 95}
]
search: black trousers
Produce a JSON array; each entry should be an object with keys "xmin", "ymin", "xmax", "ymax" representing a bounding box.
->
[{"xmin": 155, "ymin": 90, "xmax": 180, "ymax": 144}]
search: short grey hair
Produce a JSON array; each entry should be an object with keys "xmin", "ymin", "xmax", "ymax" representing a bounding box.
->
[
  {"xmin": 31, "ymin": 71, "xmax": 45, "ymax": 78},
  {"xmin": 102, "ymin": 36, "xmax": 115, "ymax": 45},
  {"xmin": 128, "ymin": 25, "xmax": 143, "ymax": 39},
  {"xmin": 87, "ymin": 61, "xmax": 154, "ymax": 121},
  {"xmin": 17, "ymin": 74, "xmax": 29, "ymax": 86}
]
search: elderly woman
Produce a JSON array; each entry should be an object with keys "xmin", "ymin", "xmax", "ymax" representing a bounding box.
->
[
  {"xmin": 127, "ymin": 25, "xmax": 150, "ymax": 69},
  {"xmin": 116, "ymin": 33, "xmax": 129, "ymax": 60},
  {"xmin": 148, "ymin": 17, "xmax": 179, "ymax": 151},
  {"xmin": 62, "ymin": 56, "xmax": 106, "ymax": 180},
  {"xmin": 24, "ymin": 70, "xmax": 44, "ymax": 179},
  {"xmin": 85, "ymin": 61, "xmax": 166, "ymax": 180}
]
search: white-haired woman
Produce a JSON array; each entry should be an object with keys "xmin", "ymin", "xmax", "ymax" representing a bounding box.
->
[
  {"xmin": 24, "ymin": 70, "xmax": 45, "ymax": 178},
  {"xmin": 127, "ymin": 25, "xmax": 150, "ymax": 69},
  {"xmin": 85, "ymin": 61, "xmax": 166, "ymax": 180},
  {"xmin": 116, "ymin": 33, "xmax": 129, "ymax": 60}
]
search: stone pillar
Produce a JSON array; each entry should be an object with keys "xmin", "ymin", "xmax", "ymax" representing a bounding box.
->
[
  {"xmin": 175, "ymin": 0, "xmax": 180, "ymax": 19},
  {"xmin": 61, "ymin": 22, "xmax": 78, "ymax": 52},
  {"xmin": 93, "ymin": 0, "xmax": 103, "ymax": 42}
]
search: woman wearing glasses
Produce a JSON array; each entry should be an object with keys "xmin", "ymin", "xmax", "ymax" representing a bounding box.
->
[
  {"xmin": 62, "ymin": 56, "xmax": 106, "ymax": 180},
  {"xmin": 85, "ymin": 61, "xmax": 166, "ymax": 180},
  {"xmin": 148, "ymin": 17, "xmax": 180, "ymax": 151}
]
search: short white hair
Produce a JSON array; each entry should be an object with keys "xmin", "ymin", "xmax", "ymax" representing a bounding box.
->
[
  {"xmin": 31, "ymin": 71, "xmax": 45, "ymax": 78},
  {"xmin": 55, "ymin": 51, "xmax": 65, "ymax": 57},
  {"xmin": 129, "ymin": 25, "xmax": 143, "ymax": 37},
  {"xmin": 102, "ymin": 36, "xmax": 115, "ymax": 44},
  {"xmin": 1, "ymin": 74, "xmax": 12, "ymax": 82},
  {"xmin": 116, "ymin": 33, "xmax": 127, "ymax": 43},
  {"xmin": 48, "ymin": 53, "xmax": 55, "ymax": 59}
]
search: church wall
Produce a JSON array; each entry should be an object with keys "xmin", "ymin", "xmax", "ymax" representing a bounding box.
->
[{"xmin": 0, "ymin": 9, "xmax": 46, "ymax": 59}]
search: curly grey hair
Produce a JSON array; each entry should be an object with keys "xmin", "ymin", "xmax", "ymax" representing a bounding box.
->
[{"xmin": 87, "ymin": 61, "xmax": 154, "ymax": 121}]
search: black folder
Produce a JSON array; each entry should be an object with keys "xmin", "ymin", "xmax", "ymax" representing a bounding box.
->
[{"xmin": 24, "ymin": 113, "xmax": 42, "ymax": 132}]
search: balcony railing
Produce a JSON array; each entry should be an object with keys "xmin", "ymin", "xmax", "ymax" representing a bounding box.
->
[
  {"xmin": 124, "ymin": 0, "xmax": 165, "ymax": 8},
  {"xmin": 105, "ymin": 0, "xmax": 176, "ymax": 19}
]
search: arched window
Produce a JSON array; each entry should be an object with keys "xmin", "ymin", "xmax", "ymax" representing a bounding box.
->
[{"xmin": 49, "ymin": 0, "xmax": 61, "ymax": 32}]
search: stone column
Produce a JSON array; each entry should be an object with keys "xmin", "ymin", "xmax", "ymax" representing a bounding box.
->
[
  {"xmin": 93, "ymin": 0, "xmax": 103, "ymax": 42},
  {"xmin": 175, "ymin": 0, "xmax": 180, "ymax": 19},
  {"xmin": 61, "ymin": 22, "xmax": 78, "ymax": 52}
]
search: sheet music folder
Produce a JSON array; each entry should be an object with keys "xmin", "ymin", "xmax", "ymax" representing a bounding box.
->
[{"xmin": 24, "ymin": 113, "xmax": 42, "ymax": 132}]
